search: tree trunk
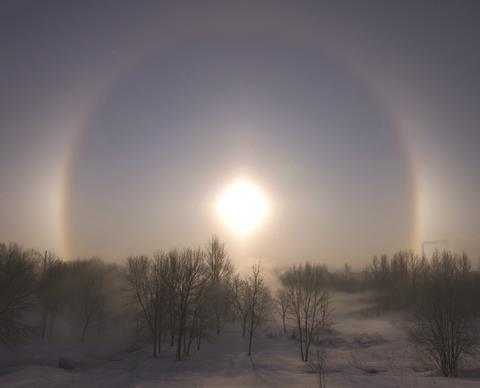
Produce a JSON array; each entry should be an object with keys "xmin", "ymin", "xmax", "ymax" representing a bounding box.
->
[
  {"xmin": 305, "ymin": 338, "xmax": 310, "ymax": 362},
  {"xmin": 157, "ymin": 324, "xmax": 162, "ymax": 354},
  {"xmin": 176, "ymin": 308, "xmax": 186, "ymax": 361},
  {"xmin": 183, "ymin": 326, "xmax": 188, "ymax": 355},
  {"xmin": 176, "ymin": 327, "xmax": 182, "ymax": 361},
  {"xmin": 186, "ymin": 325, "xmax": 195, "ymax": 356},
  {"xmin": 297, "ymin": 319, "xmax": 304, "ymax": 361},
  {"xmin": 81, "ymin": 320, "xmax": 89, "ymax": 343},
  {"xmin": 41, "ymin": 311, "xmax": 48, "ymax": 339},
  {"xmin": 248, "ymin": 296, "xmax": 256, "ymax": 357},
  {"xmin": 170, "ymin": 313, "xmax": 176, "ymax": 347},
  {"xmin": 197, "ymin": 335, "xmax": 202, "ymax": 351},
  {"xmin": 49, "ymin": 312, "xmax": 57, "ymax": 337},
  {"xmin": 216, "ymin": 312, "xmax": 221, "ymax": 336},
  {"xmin": 196, "ymin": 330, "xmax": 202, "ymax": 351},
  {"xmin": 304, "ymin": 315, "xmax": 309, "ymax": 361},
  {"xmin": 248, "ymin": 317, "xmax": 254, "ymax": 356},
  {"xmin": 152, "ymin": 329, "xmax": 157, "ymax": 357},
  {"xmin": 152, "ymin": 311, "xmax": 159, "ymax": 357}
]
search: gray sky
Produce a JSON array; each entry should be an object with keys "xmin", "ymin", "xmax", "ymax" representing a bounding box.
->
[{"xmin": 1, "ymin": 1, "xmax": 479, "ymax": 269}]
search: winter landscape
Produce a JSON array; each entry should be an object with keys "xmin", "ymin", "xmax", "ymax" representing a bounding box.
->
[
  {"xmin": 2, "ymin": 1, "xmax": 480, "ymax": 387},
  {"xmin": 2, "ymin": 242, "xmax": 480, "ymax": 387}
]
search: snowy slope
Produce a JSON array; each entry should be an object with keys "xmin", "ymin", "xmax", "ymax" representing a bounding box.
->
[{"xmin": 1, "ymin": 294, "xmax": 480, "ymax": 387}]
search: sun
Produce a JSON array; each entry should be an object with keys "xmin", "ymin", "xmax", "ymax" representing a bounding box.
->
[{"xmin": 217, "ymin": 180, "xmax": 269, "ymax": 235}]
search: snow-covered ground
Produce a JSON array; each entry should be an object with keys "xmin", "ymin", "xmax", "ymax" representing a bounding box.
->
[{"xmin": 1, "ymin": 293, "xmax": 479, "ymax": 387}]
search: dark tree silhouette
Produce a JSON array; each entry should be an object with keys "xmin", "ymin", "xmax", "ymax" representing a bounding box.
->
[
  {"xmin": 175, "ymin": 248, "xmax": 206, "ymax": 361},
  {"xmin": 276, "ymin": 289, "xmax": 289, "ymax": 334},
  {"xmin": 280, "ymin": 263, "xmax": 333, "ymax": 362},
  {"xmin": 68, "ymin": 258, "xmax": 109, "ymax": 342},
  {"xmin": 0, "ymin": 244, "xmax": 37, "ymax": 347},
  {"xmin": 408, "ymin": 251, "xmax": 477, "ymax": 377},
  {"xmin": 126, "ymin": 255, "xmax": 165, "ymax": 357},
  {"xmin": 245, "ymin": 262, "xmax": 271, "ymax": 356},
  {"xmin": 205, "ymin": 236, "xmax": 233, "ymax": 336},
  {"xmin": 231, "ymin": 274, "xmax": 250, "ymax": 337},
  {"xmin": 37, "ymin": 251, "xmax": 66, "ymax": 339}
]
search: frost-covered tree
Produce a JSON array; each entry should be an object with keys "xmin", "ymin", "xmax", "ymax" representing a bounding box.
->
[
  {"xmin": 67, "ymin": 258, "xmax": 109, "ymax": 342},
  {"xmin": 37, "ymin": 251, "xmax": 66, "ymax": 339},
  {"xmin": 408, "ymin": 251, "xmax": 477, "ymax": 377},
  {"xmin": 280, "ymin": 263, "xmax": 333, "ymax": 361},
  {"xmin": 0, "ymin": 244, "xmax": 37, "ymax": 347},
  {"xmin": 245, "ymin": 262, "xmax": 271, "ymax": 356},
  {"xmin": 231, "ymin": 274, "xmax": 250, "ymax": 337},
  {"xmin": 205, "ymin": 236, "xmax": 233, "ymax": 335},
  {"xmin": 276, "ymin": 288, "xmax": 289, "ymax": 334},
  {"xmin": 175, "ymin": 248, "xmax": 206, "ymax": 361},
  {"xmin": 126, "ymin": 254, "xmax": 165, "ymax": 357}
]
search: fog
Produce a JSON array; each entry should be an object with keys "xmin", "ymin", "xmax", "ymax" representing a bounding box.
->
[
  {"xmin": 2, "ymin": 2, "xmax": 480, "ymax": 387},
  {"xmin": 2, "ymin": 238, "xmax": 480, "ymax": 386}
]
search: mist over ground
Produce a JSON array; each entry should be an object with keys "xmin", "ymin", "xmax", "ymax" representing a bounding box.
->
[
  {"xmin": 2, "ymin": 2, "xmax": 480, "ymax": 387},
  {"xmin": 1, "ymin": 239, "xmax": 480, "ymax": 387}
]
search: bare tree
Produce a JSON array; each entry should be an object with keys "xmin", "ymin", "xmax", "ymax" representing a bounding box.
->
[
  {"xmin": 408, "ymin": 251, "xmax": 477, "ymax": 377},
  {"xmin": 68, "ymin": 258, "xmax": 109, "ymax": 342},
  {"xmin": 276, "ymin": 288, "xmax": 289, "ymax": 334},
  {"xmin": 280, "ymin": 263, "xmax": 333, "ymax": 361},
  {"xmin": 152, "ymin": 252, "xmax": 169, "ymax": 353},
  {"xmin": 163, "ymin": 249, "xmax": 180, "ymax": 348},
  {"xmin": 231, "ymin": 274, "xmax": 250, "ymax": 337},
  {"xmin": 365, "ymin": 251, "xmax": 425, "ymax": 310},
  {"xmin": 126, "ymin": 254, "xmax": 165, "ymax": 357},
  {"xmin": 0, "ymin": 244, "xmax": 37, "ymax": 347},
  {"xmin": 37, "ymin": 251, "xmax": 66, "ymax": 339},
  {"xmin": 205, "ymin": 235, "xmax": 233, "ymax": 335},
  {"xmin": 246, "ymin": 262, "xmax": 271, "ymax": 356},
  {"xmin": 309, "ymin": 344, "xmax": 328, "ymax": 388},
  {"xmin": 185, "ymin": 276, "xmax": 209, "ymax": 355},
  {"xmin": 175, "ymin": 248, "xmax": 206, "ymax": 361}
]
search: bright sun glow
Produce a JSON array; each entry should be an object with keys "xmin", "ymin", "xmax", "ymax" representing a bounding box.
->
[{"xmin": 217, "ymin": 180, "xmax": 269, "ymax": 235}]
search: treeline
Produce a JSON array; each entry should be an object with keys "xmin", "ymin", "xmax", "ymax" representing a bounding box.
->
[
  {"xmin": 364, "ymin": 250, "xmax": 480, "ymax": 377},
  {"xmin": 0, "ymin": 236, "xmax": 334, "ymax": 365},
  {"xmin": 276, "ymin": 263, "xmax": 333, "ymax": 362},
  {"xmin": 124, "ymin": 238, "xmax": 269, "ymax": 360},
  {"xmin": 0, "ymin": 237, "xmax": 272, "ymax": 360},
  {"xmin": 363, "ymin": 250, "xmax": 478, "ymax": 311},
  {"xmin": 0, "ymin": 243, "xmax": 123, "ymax": 347},
  {"xmin": 2, "ymin": 239, "xmax": 479, "ymax": 377}
]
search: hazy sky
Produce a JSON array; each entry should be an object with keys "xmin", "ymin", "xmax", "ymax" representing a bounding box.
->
[{"xmin": 1, "ymin": 1, "xmax": 479, "ymax": 268}]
